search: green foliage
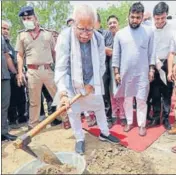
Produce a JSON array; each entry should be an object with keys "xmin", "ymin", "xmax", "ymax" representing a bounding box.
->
[
  {"xmin": 28, "ymin": 1, "xmax": 72, "ymax": 31},
  {"xmin": 2, "ymin": 1, "xmax": 131, "ymax": 45},
  {"xmin": 98, "ymin": 2, "xmax": 132, "ymax": 30},
  {"xmin": 2, "ymin": 0, "xmax": 72, "ymax": 45},
  {"xmin": 2, "ymin": 0, "xmax": 27, "ymax": 45}
]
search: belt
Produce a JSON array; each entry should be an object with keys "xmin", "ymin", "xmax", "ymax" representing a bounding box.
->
[{"xmin": 27, "ymin": 64, "xmax": 51, "ymax": 70}]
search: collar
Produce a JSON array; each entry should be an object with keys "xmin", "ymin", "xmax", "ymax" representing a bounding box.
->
[
  {"xmin": 25, "ymin": 26, "xmax": 45, "ymax": 32},
  {"xmin": 97, "ymin": 28, "xmax": 104, "ymax": 34}
]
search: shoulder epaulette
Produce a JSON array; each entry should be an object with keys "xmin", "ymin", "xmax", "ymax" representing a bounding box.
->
[
  {"xmin": 18, "ymin": 29, "xmax": 26, "ymax": 33},
  {"xmin": 39, "ymin": 26, "xmax": 50, "ymax": 32}
]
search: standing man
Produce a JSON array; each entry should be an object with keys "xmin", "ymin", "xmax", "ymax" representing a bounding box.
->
[
  {"xmin": 147, "ymin": 2, "xmax": 173, "ymax": 130},
  {"xmin": 1, "ymin": 35, "xmax": 17, "ymax": 141},
  {"xmin": 107, "ymin": 15, "xmax": 126, "ymax": 126},
  {"xmin": 16, "ymin": 6, "xmax": 57, "ymax": 129},
  {"xmin": 107, "ymin": 15, "xmax": 119, "ymax": 37},
  {"xmin": 2, "ymin": 20, "xmax": 28, "ymax": 126},
  {"xmin": 95, "ymin": 13, "xmax": 115, "ymax": 128},
  {"xmin": 112, "ymin": 2, "xmax": 155, "ymax": 136},
  {"xmin": 54, "ymin": 4, "xmax": 120, "ymax": 154}
]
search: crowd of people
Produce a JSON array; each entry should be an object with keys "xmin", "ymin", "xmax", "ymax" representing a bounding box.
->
[{"xmin": 1, "ymin": 1, "xmax": 176, "ymax": 155}]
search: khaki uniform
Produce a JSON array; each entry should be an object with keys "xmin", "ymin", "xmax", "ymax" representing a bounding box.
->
[{"xmin": 15, "ymin": 27, "xmax": 57, "ymax": 128}]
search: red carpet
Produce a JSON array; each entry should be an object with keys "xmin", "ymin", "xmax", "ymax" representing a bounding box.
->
[{"xmin": 82, "ymin": 97, "xmax": 175, "ymax": 152}]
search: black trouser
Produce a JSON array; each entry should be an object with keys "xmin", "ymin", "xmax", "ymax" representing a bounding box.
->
[
  {"xmin": 147, "ymin": 86, "xmax": 153, "ymax": 120},
  {"xmin": 103, "ymin": 58, "xmax": 112, "ymax": 122},
  {"xmin": 40, "ymin": 92, "xmax": 45, "ymax": 116},
  {"xmin": 40, "ymin": 85, "xmax": 56, "ymax": 116},
  {"xmin": 8, "ymin": 74, "xmax": 28, "ymax": 123},
  {"xmin": 147, "ymin": 60, "xmax": 173, "ymax": 121}
]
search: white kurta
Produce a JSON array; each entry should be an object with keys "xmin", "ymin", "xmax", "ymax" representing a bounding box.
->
[
  {"xmin": 112, "ymin": 25, "xmax": 155, "ymax": 101},
  {"xmin": 54, "ymin": 27, "xmax": 110, "ymax": 141}
]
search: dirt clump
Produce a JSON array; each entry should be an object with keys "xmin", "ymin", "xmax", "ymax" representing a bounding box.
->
[
  {"xmin": 36, "ymin": 164, "xmax": 77, "ymax": 174},
  {"xmin": 87, "ymin": 145, "xmax": 155, "ymax": 174}
]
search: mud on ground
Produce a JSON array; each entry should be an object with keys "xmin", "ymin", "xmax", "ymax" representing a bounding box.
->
[{"xmin": 2, "ymin": 123, "xmax": 176, "ymax": 174}]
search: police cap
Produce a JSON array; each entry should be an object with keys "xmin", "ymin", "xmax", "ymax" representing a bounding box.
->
[{"xmin": 18, "ymin": 6, "xmax": 35, "ymax": 17}]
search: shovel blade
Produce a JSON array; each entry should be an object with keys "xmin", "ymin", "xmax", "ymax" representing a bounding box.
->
[{"xmin": 30, "ymin": 145, "xmax": 63, "ymax": 165}]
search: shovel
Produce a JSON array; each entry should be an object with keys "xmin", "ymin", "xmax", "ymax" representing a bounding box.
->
[{"xmin": 13, "ymin": 93, "xmax": 82, "ymax": 165}]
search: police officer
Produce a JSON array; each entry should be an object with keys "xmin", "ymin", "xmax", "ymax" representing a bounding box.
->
[
  {"xmin": 16, "ymin": 6, "xmax": 57, "ymax": 129},
  {"xmin": 2, "ymin": 20, "xmax": 29, "ymax": 126}
]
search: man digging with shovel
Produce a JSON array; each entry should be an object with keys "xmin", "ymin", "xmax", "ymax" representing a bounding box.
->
[{"xmin": 54, "ymin": 4, "xmax": 120, "ymax": 155}]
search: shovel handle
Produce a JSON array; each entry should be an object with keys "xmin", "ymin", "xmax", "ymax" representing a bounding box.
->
[{"xmin": 14, "ymin": 93, "xmax": 82, "ymax": 149}]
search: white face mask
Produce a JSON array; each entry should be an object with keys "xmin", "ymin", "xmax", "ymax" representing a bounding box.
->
[{"xmin": 23, "ymin": 20, "xmax": 35, "ymax": 30}]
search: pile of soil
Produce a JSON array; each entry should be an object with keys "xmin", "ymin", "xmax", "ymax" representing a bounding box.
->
[
  {"xmin": 36, "ymin": 164, "xmax": 77, "ymax": 174},
  {"xmin": 87, "ymin": 145, "xmax": 155, "ymax": 174}
]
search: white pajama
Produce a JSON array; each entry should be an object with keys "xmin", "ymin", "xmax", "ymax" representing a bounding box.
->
[
  {"xmin": 124, "ymin": 97, "xmax": 147, "ymax": 127},
  {"xmin": 67, "ymin": 94, "xmax": 110, "ymax": 142}
]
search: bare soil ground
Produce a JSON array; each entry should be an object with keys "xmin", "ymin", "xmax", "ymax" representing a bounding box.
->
[{"xmin": 2, "ymin": 123, "xmax": 176, "ymax": 174}]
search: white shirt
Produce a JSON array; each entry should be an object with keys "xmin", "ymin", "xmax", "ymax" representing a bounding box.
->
[{"xmin": 154, "ymin": 22, "xmax": 175, "ymax": 60}]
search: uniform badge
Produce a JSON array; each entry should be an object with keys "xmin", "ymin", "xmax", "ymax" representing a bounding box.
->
[{"xmin": 24, "ymin": 12, "xmax": 28, "ymax": 16}]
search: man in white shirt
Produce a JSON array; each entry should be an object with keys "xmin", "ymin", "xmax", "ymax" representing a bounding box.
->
[{"xmin": 147, "ymin": 2, "xmax": 173, "ymax": 130}]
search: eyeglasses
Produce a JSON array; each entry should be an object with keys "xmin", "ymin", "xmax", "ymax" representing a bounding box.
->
[{"xmin": 76, "ymin": 26, "xmax": 94, "ymax": 34}]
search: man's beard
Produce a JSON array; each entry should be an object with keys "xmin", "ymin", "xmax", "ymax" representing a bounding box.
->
[{"xmin": 129, "ymin": 23, "xmax": 140, "ymax": 29}]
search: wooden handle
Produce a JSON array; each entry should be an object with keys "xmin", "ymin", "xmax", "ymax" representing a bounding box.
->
[
  {"xmin": 14, "ymin": 94, "xmax": 82, "ymax": 148},
  {"xmin": 29, "ymin": 93, "xmax": 82, "ymax": 137}
]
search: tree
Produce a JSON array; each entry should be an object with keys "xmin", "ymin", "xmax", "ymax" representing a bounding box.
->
[
  {"xmin": 28, "ymin": 1, "xmax": 72, "ymax": 31},
  {"xmin": 2, "ymin": 1, "xmax": 72, "ymax": 45},
  {"xmin": 2, "ymin": 0, "xmax": 27, "ymax": 45},
  {"xmin": 98, "ymin": 2, "xmax": 132, "ymax": 30}
]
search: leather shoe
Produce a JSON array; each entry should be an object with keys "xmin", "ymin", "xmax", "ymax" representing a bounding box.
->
[
  {"xmin": 139, "ymin": 127, "xmax": 147, "ymax": 136},
  {"xmin": 147, "ymin": 119, "xmax": 160, "ymax": 128},
  {"xmin": 163, "ymin": 119, "xmax": 171, "ymax": 130},
  {"xmin": 168, "ymin": 127, "xmax": 176, "ymax": 135},
  {"xmin": 1, "ymin": 133, "xmax": 17, "ymax": 141},
  {"xmin": 51, "ymin": 119, "xmax": 62, "ymax": 126},
  {"xmin": 75, "ymin": 141, "xmax": 85, "ymax": 155},
  {"xmin": 123, "ymin": 124, "xmax": 133, "ymax": 132}
]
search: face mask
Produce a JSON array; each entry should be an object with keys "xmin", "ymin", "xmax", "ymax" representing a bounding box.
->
[{"xmin": 23, "ymin": 20, "xmax": 35, "ymax": 30}]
